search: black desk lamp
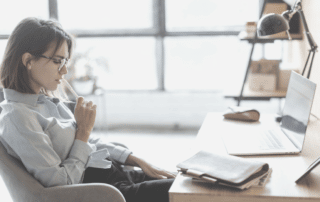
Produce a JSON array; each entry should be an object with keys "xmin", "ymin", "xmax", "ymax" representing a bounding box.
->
[{"xmin": 257, "ymin": 0, "xmax": 318, "ymax": 79}]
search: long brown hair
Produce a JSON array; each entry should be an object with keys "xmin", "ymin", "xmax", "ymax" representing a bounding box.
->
[{"xmin": 0, "ymin": 17, "xmax": 74, "ymax": 101}]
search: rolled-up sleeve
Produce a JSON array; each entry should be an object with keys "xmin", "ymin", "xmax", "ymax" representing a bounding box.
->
[
  {"xmin": 88, "ymin": 137, "xmax": 132, "ymax": 164},
  {"xmin": 0, "ymin": 115, "xmax": 93, "ymax": 187}
]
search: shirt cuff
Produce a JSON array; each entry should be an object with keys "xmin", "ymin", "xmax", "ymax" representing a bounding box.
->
[
  {"xmin": 110, "ymin": 146, "xmax": 133, "ymax": 164},
  {"xmin": 69, "ymin": 139, "xmax": 93, "ymax": 164}
]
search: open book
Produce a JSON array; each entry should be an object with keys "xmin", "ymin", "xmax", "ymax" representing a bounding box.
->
[{"xmin": 177, "ymin": 150, "xmax": 270, "ymax": 190}]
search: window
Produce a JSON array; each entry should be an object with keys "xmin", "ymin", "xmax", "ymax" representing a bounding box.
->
[
  {"xmin": 165, "ymin": 36, "xmax": 252, "ymax": 91},
  {"xmin": 166, "ymin": 0, "xmax": 259, "ymax": 31},
  {"xmin": 0, "ymin": 40, "xmax": 8, "ymax": 63},
  {"xmin": 58, "ymin": 0, "xmax": 153, "ymax": 31},
  {"xmin": 0, "ymin": 0, "xmax": 49, "ymax": 35},
  {"xmin": 165, "ymin": 0, "xmax": 260, "ymax": 91},
  {"xmin": 0, "ymin": 0, "xmax": 265, "ymax": 91},
  {"xmin": 0, "ymin": 0, "xmax": 49, "ymax": 62},
  {"xmin": 74, "ymin": 37, "xmax": 157, "ymax": 90}
]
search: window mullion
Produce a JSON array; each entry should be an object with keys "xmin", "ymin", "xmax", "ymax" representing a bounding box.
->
[
  {"xmin": 48, "ymin": 0, "xmax": 58, "ymax": 20},
  {"xmin": 154, "ymin": 0, "xmax": 166, "ymax": 91}
]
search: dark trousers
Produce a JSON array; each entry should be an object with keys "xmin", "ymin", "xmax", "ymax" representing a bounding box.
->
[{"xmin": 82, "ymin": 161, "xmax": 174, "ymax": 202}]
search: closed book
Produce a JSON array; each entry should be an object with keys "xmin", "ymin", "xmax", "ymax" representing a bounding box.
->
[{"xmin": 177, "ymin": 150, "xmax": 269, "ymax": 189}]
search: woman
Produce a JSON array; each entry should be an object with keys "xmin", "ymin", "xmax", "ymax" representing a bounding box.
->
[{"xmin": 0, "ymin": 17, "xmax": 175, "ymax": 202}]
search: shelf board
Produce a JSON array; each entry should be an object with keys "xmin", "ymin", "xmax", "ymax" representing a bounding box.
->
[
  {"xmin": 238, "ymin": 31, "xmax": 303, "ymax": 44},
  {"xmin": 224, "ymin": 84, "xmax": 287, "ymax": 101}
]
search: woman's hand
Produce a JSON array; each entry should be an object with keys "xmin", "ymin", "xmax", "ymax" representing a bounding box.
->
[
  {"xmin": 74, "ymin": 96, "xmax": 97, "ymax": 142},
  {"xmin": 139, "ymin": 159, "xmax": 176, "ymax": 179},
  {"xmin": 125, "ymin": 154, "xmax": 176, "ymax": 179}
]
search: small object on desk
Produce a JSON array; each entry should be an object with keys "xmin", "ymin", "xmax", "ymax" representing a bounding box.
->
[
  {"xmin": 295, "ymin": 157, "xmax": 320, "ymax": 183},
  {"xmin": 275, "ymin": 115, "xmax": 282, "ymax": 122},
  {"xmin": 177, "ymin": 150, "xmax": 270, "ymax": 190},
  {"xmin": 223, "ymin": 106, "xmax": 260, "ymax": 122}
]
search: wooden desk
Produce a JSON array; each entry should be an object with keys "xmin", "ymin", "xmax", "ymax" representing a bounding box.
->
[{"xmin": 169, "ymin": 113, "xmax": 320, "ymax": 202}]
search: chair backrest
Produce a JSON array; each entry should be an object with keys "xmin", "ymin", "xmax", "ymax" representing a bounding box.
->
[{"xmin": 0, "ymin": 141, "xmax": 44, "ymax": 201}]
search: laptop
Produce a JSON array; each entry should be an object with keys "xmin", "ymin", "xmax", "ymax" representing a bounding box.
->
[{"xmin": 222, "ymin": 71, "xmax": 317, "ymax": 156}]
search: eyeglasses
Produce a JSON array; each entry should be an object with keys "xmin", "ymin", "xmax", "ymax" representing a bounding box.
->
[{"xmin": 38, "ymin": 55, "xmax": 69, "ymax": 72}]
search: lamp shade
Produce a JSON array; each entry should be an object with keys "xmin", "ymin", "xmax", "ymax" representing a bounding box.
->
[{"xmin": 257, "ymin": 13, "xmax": 290, "ymax": 36}]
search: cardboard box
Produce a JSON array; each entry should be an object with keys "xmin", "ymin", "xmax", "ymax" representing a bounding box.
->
[
  {"xmin": 248, "ymin": 74, "xmax": 277, "ymax": 91},
  {"xmin": 248, "ymin": 59, "xmax": 281, "ymax": 91}
]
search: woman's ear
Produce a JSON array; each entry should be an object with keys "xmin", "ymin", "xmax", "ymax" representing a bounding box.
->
[{"xmin": 22, "ymin": 52, "xmax": 32, "ymax": 70}]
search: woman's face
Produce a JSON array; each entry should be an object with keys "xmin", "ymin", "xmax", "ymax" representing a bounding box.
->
[{"xmin": 28, "ymin": 40, "xmax": 69, "ymax": 94}]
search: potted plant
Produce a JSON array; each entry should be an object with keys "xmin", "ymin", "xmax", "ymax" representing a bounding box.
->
[{"xmin": 65, "ymin": 49, "xmax": 109, "ymax": 97}]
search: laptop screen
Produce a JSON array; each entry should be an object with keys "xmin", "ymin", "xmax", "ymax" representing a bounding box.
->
[{"xmin": 280, "ymin": 71, "xmax": 317, "ymax": 150}]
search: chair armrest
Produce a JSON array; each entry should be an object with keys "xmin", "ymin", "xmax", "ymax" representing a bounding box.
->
[
  {"xmin": 44, "ymin": 142, "xmax": 131, "ymax": 201},
  {"xmin": 44, "ymin": 183, "xmax": 126, "ymax": 202}
]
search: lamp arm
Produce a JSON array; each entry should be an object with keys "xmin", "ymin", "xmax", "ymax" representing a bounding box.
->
[
  {"xmin": 283, "ymin": 0, "xmax": 317, "ymax": 51},
  {"xmin": 298, "ymin": 10, "xmax": 318, "ymax": 51},
  {"xmin": 283, "ymin": 0, "xmax": 301, "ymax": 20},
  {"xmin": 294, "ymin": 1, "xmax": 318, "ymax": 79}
]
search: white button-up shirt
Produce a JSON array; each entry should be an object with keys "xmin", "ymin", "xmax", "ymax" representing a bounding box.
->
[{"xmin": 0, "ymin": 88, "xmax": 132, "ymax": 187}]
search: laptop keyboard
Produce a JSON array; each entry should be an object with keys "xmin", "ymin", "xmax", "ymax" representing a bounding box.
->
[{"xmin": 259, "ymin": 130, "xmax": 285, "ymax": 150}]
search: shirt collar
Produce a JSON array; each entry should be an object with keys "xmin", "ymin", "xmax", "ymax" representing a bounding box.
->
[{"xmin": 3, "ymin": 88, "xmax": 47, "ymax": 107}]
